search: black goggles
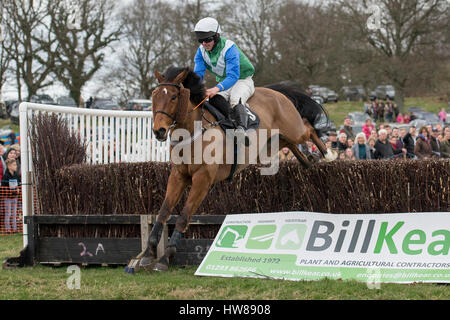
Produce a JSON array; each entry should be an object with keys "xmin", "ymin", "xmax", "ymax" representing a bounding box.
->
[{"xmin": 198, "ymin": 36, "xmax": 215, "ymax": 44}]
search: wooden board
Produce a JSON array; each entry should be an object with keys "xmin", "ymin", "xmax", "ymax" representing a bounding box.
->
[
  {"xmin": 36, "ymin": 237, "xmax": 215, "ymax": 266},
  {"xmin": 24, "ymin": 215, "xmax": 223, "ymax": 266}
]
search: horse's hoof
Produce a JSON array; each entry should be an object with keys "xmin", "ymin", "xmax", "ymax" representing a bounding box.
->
[
  {"xmin": 153, "ymin": 262, "xmax": 169, "ymax": 272},
  {"xmin": 124, "ymin": 266, "xmax": 135, "ymax": 274},
  {"xmin": 139, "ymin": 256, "xmax": 157, "ymax": 271}
]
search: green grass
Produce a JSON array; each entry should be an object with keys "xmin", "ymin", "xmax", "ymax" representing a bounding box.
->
[
  {"xmin": 1, "ymin": 234, "xmax": 448, "ymax": 300},
  {"xmin": 323, "ymin": 96, "xmax": 448, "ymax": 128}
]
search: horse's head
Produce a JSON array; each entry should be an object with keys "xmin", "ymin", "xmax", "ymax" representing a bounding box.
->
[{"xmin": 151, "ymin": 68, "xmax": 190, "ymax": 141}]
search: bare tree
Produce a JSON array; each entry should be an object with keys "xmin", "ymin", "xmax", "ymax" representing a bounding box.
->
[
  {"xmin": 2, "ymin": 0, "xmax": 57, "ymax": 101},
  {"xmin": 45, "ymin": 0, "xmax": 121, "ymax": 105},
  {"xmin": 271, "ymin": 1, "xmax": 350, "ymax": 89},
  {"xmin": 0, "ymin": 41, "xmax": 11, "ymax": 98},
  {"xmin": 340, "ymin": 0, "xmax": 450, "ymax": 111},
  {"xmin": 172, "ymin": 0, "xmax": 216, "ymax": 68},
  {"xmin": 221, "ymin": 0, "xmax": 280, "ymax": 86},
  {"xmin": 0, "ymin": 3, "xmax": 12, "ymax": 98},
  {"xmin": 113, "ymin": 0, "xmax": 176, "ymax": 100}
]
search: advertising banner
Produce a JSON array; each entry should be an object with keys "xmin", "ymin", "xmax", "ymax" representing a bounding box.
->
[{"xmin": 195, "ymin": 212, "xmax": 450, "ymax": 283}]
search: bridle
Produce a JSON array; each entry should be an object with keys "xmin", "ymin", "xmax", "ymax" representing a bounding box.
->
[
  {"xmin": 154, "ymin": 83, "xmax": 183, "ymax": 130},
  {"xmin": 153, "ymin": 82, "xmax": 208, "ymax": 129}
]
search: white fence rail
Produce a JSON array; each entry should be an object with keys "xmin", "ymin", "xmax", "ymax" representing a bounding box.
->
[{"xmin": 19, "ymin": 102, "xmax": 171, "ymax": 246}]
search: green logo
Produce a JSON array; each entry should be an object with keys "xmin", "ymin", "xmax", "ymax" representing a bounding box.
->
[
  {"xmin": 275, "ymin": 224, "xmax": 307, "ymax": 250},
  {"xmin": 246, "ymin": 225, "xmax": 277, "ymax": 249},
  {"xmin": 216, "ymin": 225, "xmax": 248, "ymax": 248}
]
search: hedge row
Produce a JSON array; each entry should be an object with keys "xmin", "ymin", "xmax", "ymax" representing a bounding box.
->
[{"xmin": 38, "ymin": 159, "xmax": 449, "ymax": 216}]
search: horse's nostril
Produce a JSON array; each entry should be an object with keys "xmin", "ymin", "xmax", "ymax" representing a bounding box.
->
[{"xmin": 153, "ymin": 128, "xmax": 167, "ymax": 139}]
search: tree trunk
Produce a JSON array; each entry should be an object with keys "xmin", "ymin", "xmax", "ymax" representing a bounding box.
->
[
  {"xmin": 70, "ymin": 89, "xmax": 81, "ymax": 108},
  {"xmin": 395, "ymin": 86, "xmax": 405, "ymax": 115}
]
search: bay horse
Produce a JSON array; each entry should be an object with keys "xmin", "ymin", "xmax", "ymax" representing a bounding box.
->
[{"xmin": 137, "ymin": 66, "xmax": 334, "ymax": 272}]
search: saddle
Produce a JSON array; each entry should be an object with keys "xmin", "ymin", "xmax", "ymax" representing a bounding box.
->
[{"xmin": 203, "ymin": 101, "xmax": 260, "ymax": 132}]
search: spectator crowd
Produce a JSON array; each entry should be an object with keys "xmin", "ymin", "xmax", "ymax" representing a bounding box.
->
[
  {"xmin": 280, "ymin": 103, "xmax": 450, "ymax": 162},
  {"xmin": 0, "ymin": 136, "xmax": 22, "ymax": 234}
]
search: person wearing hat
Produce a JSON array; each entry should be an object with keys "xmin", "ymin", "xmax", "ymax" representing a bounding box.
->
[
  {"xmin": 193, "ymin": 17, "xmax": 255, "ymax": 144},
  {"xmin": 327, "ymin": 131, "xmax": 338, "ymax": 149},
  {"xmin": 430, "ymin": 127, "xmax": 441, "ymax": 156}
]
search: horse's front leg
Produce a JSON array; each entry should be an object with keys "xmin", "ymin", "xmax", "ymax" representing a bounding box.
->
[
  {"xmin": 153, "ymin": 169, "xmax": 214, "ymax": 272},
  {"xmin": 140, "ymin": 168, "xmax": 188, "ymax": 270}
]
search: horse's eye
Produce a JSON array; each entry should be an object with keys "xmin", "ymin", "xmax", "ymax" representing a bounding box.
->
[{"xmin": 171, "ymin": 95, "xmax": 177, "ymax": 101}]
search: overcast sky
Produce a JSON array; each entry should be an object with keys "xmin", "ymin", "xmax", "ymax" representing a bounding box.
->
[{"xmin": 1, "ymin": 0, "xmax": 330, "ymax": 101}]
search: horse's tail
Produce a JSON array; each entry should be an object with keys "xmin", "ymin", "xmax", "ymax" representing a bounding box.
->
[{"xmin": 265, "ymin": 81, "xmax": 332, "ymax": 138}]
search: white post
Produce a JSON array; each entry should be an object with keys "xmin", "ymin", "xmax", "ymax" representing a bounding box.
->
[{"xmin": 19, "ymin": 103, "xmax": 30, "ymax": 248}]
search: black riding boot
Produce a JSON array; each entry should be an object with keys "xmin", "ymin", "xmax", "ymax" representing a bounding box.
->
[
  {"xmin": 209, "ymin": 95, "xmax": 231, "ymax": 118},
  {"xmin": 232, "ymin": 102, "xmax": 250, "ymax": 146}
]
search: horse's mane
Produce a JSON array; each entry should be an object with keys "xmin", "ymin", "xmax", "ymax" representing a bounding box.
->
[{"xmin": 163, "ymin": 66, "xmax": 206, "ymax": 105}]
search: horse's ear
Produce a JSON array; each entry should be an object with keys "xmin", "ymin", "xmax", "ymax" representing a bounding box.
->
[
  {"xmin": 173, "ymin": 68, "xmax": 189, "ymax": 85},
  {"xmin": 154, "ymin": 70, "xmax": 165, "ymax": 83}
]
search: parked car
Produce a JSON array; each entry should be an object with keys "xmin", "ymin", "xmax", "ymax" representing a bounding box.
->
[
  {"xmin": 341, "ymin": 86, "xmax": 365, "ymax": 101},
  {"xmin": 0, "ymin": 101, "xmax": 7, "ymax": 119},
  {"xmin": 375, "ymin": 85, "xmax": 395, "ymax": 100},
  {"xmin": 412, "ymin": 112, "xmax": 440, "ymax": 124},
  {"xmin": 341, "ymin": 86, "xmax": 357, "ymax": 101},
  {"xmin": 311, "ymin": 95, "xmax": 324, "ymax": 105},
  {"xmin": 311, "ymin": 87, "xmax": 334, "ymax": 103},
  {"xmin": 346, "ymin": 111, "xmax": 372, "ymax": 126},
  {"xmin": 311, "ymin": 87, "xmax": 327, "ymax": 103},
  {"xmin": 91, "ymin": 98, "xmax": 120, "ymax": 110},
  {"xmin": 126, "ymin": 99, "xmax": 152, "ymax": 111},
  {"xmin": 369, "ymin": 90, "xmax": 377, "ymax": 101},
  {"xmin": 9, "ymin": 101, "xmax": 20, "ymax": 125},
  {"xmin": 314, "ymin": 112, "xmax": 336, "ymax": 133},
  {"xmin": 57, "ymin": 96, "xmax": 77, "ymax": 107},
  {"xmin": 354, "ymin": 85, "xmax": 366, "ymax": 101},
  {"xmin": 4, "ymin": 100, "xmax": 19, "ymax": 116},
  {"xmin": 408, "ymin": 106, "xmax": 424, "ymax": 113},
  {"xmin": 325, "ymin": 88, "xmax": 338, "ymax": 103},
  {"xmin": 30, "ymin": 94, "xmax": 57, "ymax": 105}
]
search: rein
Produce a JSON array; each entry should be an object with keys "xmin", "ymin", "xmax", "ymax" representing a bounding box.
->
[{"xmin": 188, "ymin": 96, "xmax": 208, "ymax": 115}]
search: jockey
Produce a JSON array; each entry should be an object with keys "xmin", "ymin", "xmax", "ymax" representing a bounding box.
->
[{"xmin": 193, "ymin": 17, "xmax": 255, "ymax": 144}]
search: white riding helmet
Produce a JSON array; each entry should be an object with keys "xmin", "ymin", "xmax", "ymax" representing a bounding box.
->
[{"xmin": 193, "ymin": 17, "xmax": 222, "ymax": 41}]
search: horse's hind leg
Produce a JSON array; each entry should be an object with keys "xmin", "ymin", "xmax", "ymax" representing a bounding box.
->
[
  {"xmin": 285, "ymin": 142, "xmax": 312, "ymax": 168},
  {"xmin": 139, "ymin": 169, "xmax": 188, "ymax": 270},
  {"xmin": 153, "ymin": 169, "xmax": 214, "ymax": 272}
]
